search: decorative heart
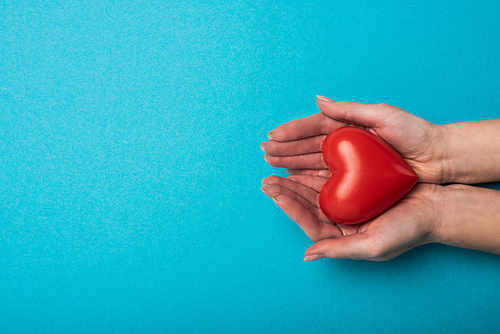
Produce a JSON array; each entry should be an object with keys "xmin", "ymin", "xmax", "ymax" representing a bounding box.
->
[{"xmin": 319, "ymin": 127, "xmax": 418, "ymax": 225}]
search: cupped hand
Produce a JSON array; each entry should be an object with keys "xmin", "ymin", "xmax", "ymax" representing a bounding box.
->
[
  {"xmin": 261, "ymin": 174, "xmax": 442, "ymax": 261},
  {"xmin": 262, "ymin": 96, "xmax": 447, "ymax": 183}
]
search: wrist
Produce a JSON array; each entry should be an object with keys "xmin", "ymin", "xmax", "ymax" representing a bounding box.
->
[
  {"xmin": 431, "ymin": 184, "xmax": 463, "ymax": 245},
  {"xmin": 434, "ymin": 123, "xmax": 468, "ymax": 184},
  {"xmin": 433, "ymin": 184, "xmax": 500, "ymax": 254},
  {"xmin": 438, "ymin": 119, "xmax": 500, "ymax": 184},
  {"xmin": 418, "ymin": 183, "xmax": 447, "ymax": 244},
  {"xmin": 438, "ymin": 123, "xmax": 467, "ymax": 184},
  {"xmin": 428, "ymin": 123, "xmax": 451, "ymax": 184}
]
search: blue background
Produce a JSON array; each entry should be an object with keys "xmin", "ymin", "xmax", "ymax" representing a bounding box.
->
[{"xmin": 1, "ymin": 1, "xmax": 500, "ymax": 333}]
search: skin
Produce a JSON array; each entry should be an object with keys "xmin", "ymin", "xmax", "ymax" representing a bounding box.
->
[
  {"xmin": 261, "ymin": 176, "xmax": 500, "ymax": 260},
  {"xmin": 262, "ymin": 96, "xmax": 500, "ymax": 261},
  {"xmin": 263, "ymin": 97, "xmax": 447, "ymax": 183},
  {"xmin": 263, "ymin": 96, "xmax": 500, "ymax": 184},
  {"xmin": 262, "ymin": 176, "xmax": 441, "ymax": 261}
]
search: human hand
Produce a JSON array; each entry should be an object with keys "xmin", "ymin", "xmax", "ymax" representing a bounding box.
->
[
  {"xmin": 261, "ymin": 174, "xmax": 442, "ymax": 261},
  {"xmin": 263, "ymin": 96, "xmax": 447, "ymax": 183},
  {"xmin": 262, "ymin": 97, "xmax": 500, "ymax": 259}
]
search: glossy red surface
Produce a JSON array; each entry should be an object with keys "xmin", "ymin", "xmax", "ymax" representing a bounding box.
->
[{"xmin": 319, "ymin": 127, "xmax": 418, "ymax": 225}]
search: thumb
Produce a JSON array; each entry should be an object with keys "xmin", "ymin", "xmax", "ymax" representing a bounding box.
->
[
  {"xmin": 304, "ymin": 233, "xmax": 381, "ymax": 261},
  {"xmin": 316, "ymin": 96, "xmax": 391, "ymax": 129}
]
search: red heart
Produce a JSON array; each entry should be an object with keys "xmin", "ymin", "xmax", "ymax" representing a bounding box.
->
[{"xmin": 319, "ymin": 127, "xmax": 418, "ymax": 225}]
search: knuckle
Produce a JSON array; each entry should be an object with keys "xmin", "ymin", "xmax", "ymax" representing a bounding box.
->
[
  {"xmin": 265, "ymin": 175, "xmax": 281, "ymax": 184},
  {"xmin": 270, "ymin": 128, "xmax": 283, "ymax": 141},
  {"xmin": 375, "ymin": 103, "xmax": 394, "ymax": 111},
  {"xmin": 266, "ymin": 155, "xmax": 280, "ymax": 167},
  {"xmin": 336, "ymin": 100, "xmax": 358, "ymax": 111},
  {"xmin": 265, "ymin": 184, "xmax": 280, "ymax": 193},
  {"xmin": 263, "ymin": 140, "xmax": 275, "ymax": 153},
  {"xmin": 332, "ymin": 251, "xmax": 350, "ymax": 259}
]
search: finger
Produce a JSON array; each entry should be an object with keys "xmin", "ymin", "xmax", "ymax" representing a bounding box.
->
[
  {"xmin": 264, "ymin": 175, "xmax": 321, "ymax": 207},
  {"xmin": 272, "ymin": 194, "xmax": 342, "ymax": 241},
  {"xmin": 265, "ymin": 152, "xmax": 327, "ymax": 170},
  {"xmin": 263, "ymin": 176, "xmax": 333, "ymax": 224},
  {"xmin": 304, "ymin": 233, "xmax": 378, "ymax": 261},
  {"xmin": 317, "ymin": 96, "xmax": 391, "ymax": 129},
  {"xmin": 286, "ymin": 169, "xmax": 331, "ymax": 178},
  {"xmin": 262, "ymin": 182, "xmax": 320, "ymax": 216},
  {"xmin": 269, "ymin": 113, "xmax": 344, "ymax": 142},
  {"xmin": 286, "ymin": 175, "xmax": 327, "ymax": 193},
  {"xmin": 262, "ymin": 135, "xmax": 326, "ymax": 156}
]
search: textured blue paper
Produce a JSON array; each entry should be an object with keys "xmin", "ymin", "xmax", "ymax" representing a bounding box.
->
[{"xmin": 1, "ymin": 1, "xmax": 500, "ymax": 333}]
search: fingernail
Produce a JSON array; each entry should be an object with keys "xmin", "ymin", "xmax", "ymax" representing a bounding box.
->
[
  {"xmin": 268, "ymin": 131, "xmax": 273, "ymax": 140},
  {"xmin": 304, "ymin": 254, "xmax": 323, "ymax": 262},
  {"xmin": 264, "ymin": 153, "xmax": 268, "ymax": 162},
  {"xmin": 261, "ymin": 184, "xmax": 268, "ymax": 192},
  {"xmin": 262, "ymin": 178, "xmax": 267, "ymax": 184},
  {"xmin": 316, "ymin": 95, "xmax": 334, "ymax": 103},
  {"xmin": 271, "ymin": 193, "xmax": 280, "ymax": 203},
  {"xmin": 260, "ymin": 142, "xmax": 266, "ymax": 152}
]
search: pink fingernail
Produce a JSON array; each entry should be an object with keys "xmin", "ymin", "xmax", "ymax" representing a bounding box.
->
[
  {"xmin": 304, "ymin": 254, "xmax": 323, "ymax": 262},
  {"xmin": 316, "ymin": 95, "xmax": 334, "ymax": 103},
  {"xmin": 271, "ymin": 193, "xmax": 280, "ymax": 203}
]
